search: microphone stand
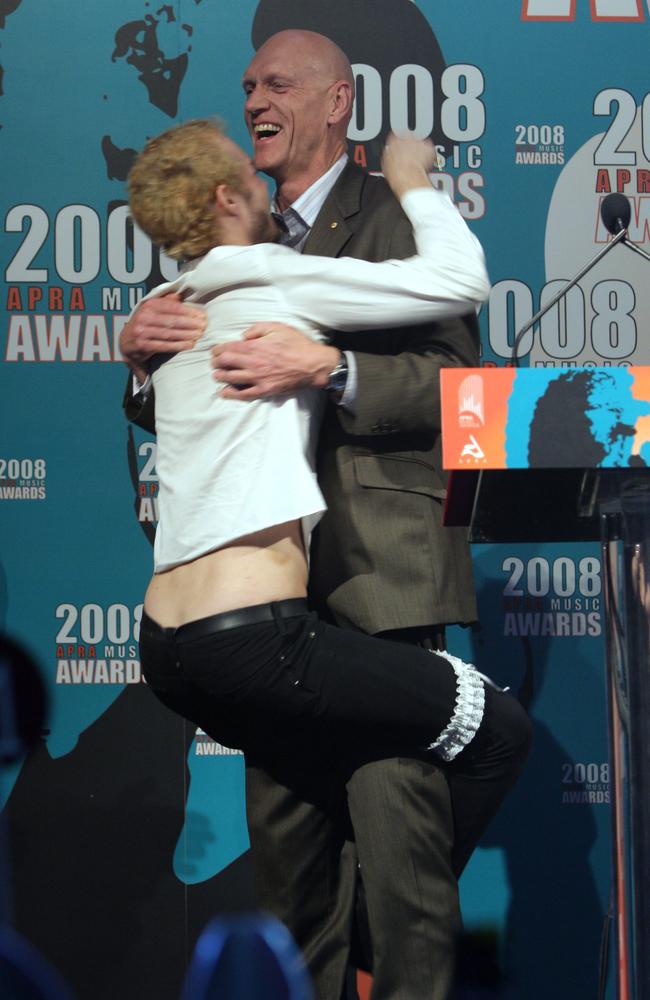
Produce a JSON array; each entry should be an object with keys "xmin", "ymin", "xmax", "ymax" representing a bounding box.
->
[
  {"xmin": 622, "ymin": 239, "xmax": 650, "ymax": 265},
  {"xmin": 511, "ymin": 226, "xmax": 628, "ymax": 366}
]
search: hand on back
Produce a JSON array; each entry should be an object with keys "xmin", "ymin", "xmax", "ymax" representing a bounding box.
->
[{"xmin": 120, "ymin": 293, "xmax": 206, "ymax": 381}]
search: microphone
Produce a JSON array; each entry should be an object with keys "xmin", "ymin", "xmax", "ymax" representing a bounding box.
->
[
  {"xmin": 600, "ymin": 193, "xmax": 631, "ymax": 235},
  {"xmin": 600, "ymin": 193, "xmax": 650, "ymax": 267}
]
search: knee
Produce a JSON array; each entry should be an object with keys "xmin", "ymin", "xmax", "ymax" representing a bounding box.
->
[
  {"xmin": 475, "ymin": 685, "xmax": 533, "ymax": 775},
  {"xmin": 495, "ymin": 692, "xmax": 533, "ymax": 768}
]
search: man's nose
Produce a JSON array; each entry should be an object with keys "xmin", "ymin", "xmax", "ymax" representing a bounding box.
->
[{"xmin": 245, "ymin": 87, "xmax": 268, "ymax": 114}]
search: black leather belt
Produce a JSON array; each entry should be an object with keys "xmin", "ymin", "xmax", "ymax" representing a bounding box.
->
[{"xmin": 142, "ymin": 598, "xmax": 309, "ymax": 642}]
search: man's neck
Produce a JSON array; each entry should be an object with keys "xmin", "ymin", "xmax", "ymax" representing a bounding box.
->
[{"xmin": 273, "ymin": 143, "xmax": 347, "ymax": 212}]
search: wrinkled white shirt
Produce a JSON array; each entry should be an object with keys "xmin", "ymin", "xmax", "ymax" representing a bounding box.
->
[{"xmin": 147, "ymin": 187, "xmax": 489, "ymax": 571}]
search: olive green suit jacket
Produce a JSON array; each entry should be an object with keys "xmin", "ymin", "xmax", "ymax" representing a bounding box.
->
[{"xmin": 303, "ymin": 160, "xmax": 479, "ymax": 634}]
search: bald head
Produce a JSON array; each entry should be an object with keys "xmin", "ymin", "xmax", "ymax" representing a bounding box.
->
[
  {"xmin": 260, "ymin": 30, "xmax": 354, "ymax": 92},
  {"xmin": 243, "ymin": 29, "xmax": 355, "ymax": 208}
]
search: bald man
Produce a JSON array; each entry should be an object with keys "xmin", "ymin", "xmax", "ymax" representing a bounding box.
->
[{"xmin": 122, "ymin": 30, "xmax": 491, "ymax": 1000}]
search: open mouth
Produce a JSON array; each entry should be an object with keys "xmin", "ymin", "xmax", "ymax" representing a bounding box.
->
[{"xmin": 254, "ymin": 123, "xmax": 282, "ymax": 143}]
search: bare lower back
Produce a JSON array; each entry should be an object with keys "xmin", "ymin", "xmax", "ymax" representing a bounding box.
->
[{"xmin": 143, "ymin": 520, "xmax": 308, "ymax": 628}]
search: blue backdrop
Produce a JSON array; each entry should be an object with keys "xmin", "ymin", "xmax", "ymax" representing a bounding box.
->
[{"xmin": 2, "ymin": 2, "xmax": 649, "ymax": 997}]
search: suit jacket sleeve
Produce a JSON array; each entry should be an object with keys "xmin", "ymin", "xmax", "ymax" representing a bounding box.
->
[{"xmin": 122, "ymin": 372, "xmax": 156, "ymax": 434}]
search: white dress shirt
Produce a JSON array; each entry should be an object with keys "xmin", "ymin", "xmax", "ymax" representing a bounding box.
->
[
  {"xmin": 272, "ymin": 154, "xmax": 348, "ymax": 247},
  {"xmin": 146, "ymin": 187, "xmax": 489, "ymax": 572},
  {"xmin": 272, "ymin": 154, "xmax": 360, "ymax": 406}
]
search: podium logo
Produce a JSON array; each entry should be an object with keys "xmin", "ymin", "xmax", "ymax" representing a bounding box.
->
[
  {"xmin": 458, "ymin": 373, "xmax": 484, "ymax": 428},
  {"xmin": 460, "ymin": 435, "xmax": 486, "ymax": 461}
]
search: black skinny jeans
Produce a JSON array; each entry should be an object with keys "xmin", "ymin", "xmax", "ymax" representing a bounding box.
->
[{"xmin": 139, "ymin": 600, "xmax": 532, "ymax": 874}]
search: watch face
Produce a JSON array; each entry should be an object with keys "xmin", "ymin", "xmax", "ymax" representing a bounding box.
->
[{"xmin": 328, "ymin": 361, "xmax": 348, "ymax": 393}]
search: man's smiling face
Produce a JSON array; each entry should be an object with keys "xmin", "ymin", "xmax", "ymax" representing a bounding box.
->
[{"xmin": 241, "ymin": 31, "xmax": 351, "ymax": 200}]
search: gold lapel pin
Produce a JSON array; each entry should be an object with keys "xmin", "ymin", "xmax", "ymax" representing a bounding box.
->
[{"xmin": 330, "ymin": 221, "xmax": 338, "ymax": 229}]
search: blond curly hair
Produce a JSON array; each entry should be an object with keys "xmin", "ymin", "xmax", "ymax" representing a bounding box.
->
[{"xmin": 128, "ymin": 119, "xmax": 244, "ymax": 261}]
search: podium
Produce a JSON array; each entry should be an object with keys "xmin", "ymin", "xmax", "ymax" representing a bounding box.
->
[{"xmin": 441, "ymin": 366, "xmax": 650, "ymax": 1000}]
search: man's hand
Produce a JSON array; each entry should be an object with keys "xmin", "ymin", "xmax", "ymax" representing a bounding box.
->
[
  {"xmin": 212, "ymin": 323, "xmax": 340, "ymax": 400},
  {"xmin": 381, "ymin": 133, "xmax": 439, "ymax": 201},
  {"xmin": 119, "ymin": 293, "xmax": 206, "ymax": 383}
]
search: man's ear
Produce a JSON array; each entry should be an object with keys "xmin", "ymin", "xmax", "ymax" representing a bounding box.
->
[
  {"xmin": 327, "ymin": 80, "xmax": 353, "ymax": 125},
  {"xmin": 215, "ymin": 183, "xmax": 238, "ymax": 216}
]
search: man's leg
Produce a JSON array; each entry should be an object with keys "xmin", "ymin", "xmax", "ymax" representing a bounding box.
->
[
  {"xmin": 301, "ymin": 619, "xmax": 532, "ymax": 849},
  {"xmin": 244, "ymin": 613, "xmax": 530, "ymax": 1000},
  {"xmin": 342, "ymin": 626, "xmax": 460, "ymax": 1000},
  {"xmin": 335, "ymin": 622, "xmax": 530, "ymax": 1000},
  {"xmin": 346, "ymin": 755, "xmax": 461, "ymax": 1000},
  {"xmin": 244, "ymin": 753, "xmax": 459, "ymax": 1000},
  {"xmin": 245, "ymin": 753, "xmax": 357, "ymax": 1000}
]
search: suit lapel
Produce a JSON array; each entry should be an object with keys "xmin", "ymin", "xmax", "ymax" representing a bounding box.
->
[{"xmin": 303, "ymin": 162, "xmax": 366, "ymax": 259}]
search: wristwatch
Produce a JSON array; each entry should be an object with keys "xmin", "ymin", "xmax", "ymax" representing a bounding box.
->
[{"xmin": 326, "ymin": 353, "xmax": 349, "ymax": 398}]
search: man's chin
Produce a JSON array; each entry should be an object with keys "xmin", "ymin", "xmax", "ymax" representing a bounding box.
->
[
  {"xmin": 253, "ymin": 157, "xmax": 274, "ymax": 178},
  {"xmin": 267, "ymin": 217, "xmax": 283, "ymax": 243},
  {"xmin": 253, "ymin": 214, "xmax": 282, "ymax": 244},
  {"xmin": 252, "ymin": 142, "xmax": 282, "ymax": 177}
]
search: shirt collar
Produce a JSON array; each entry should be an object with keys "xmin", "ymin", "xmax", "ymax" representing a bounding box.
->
[{"xmin": 271, "ymin": 153, "xmax": 348, "ymax": 228}]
